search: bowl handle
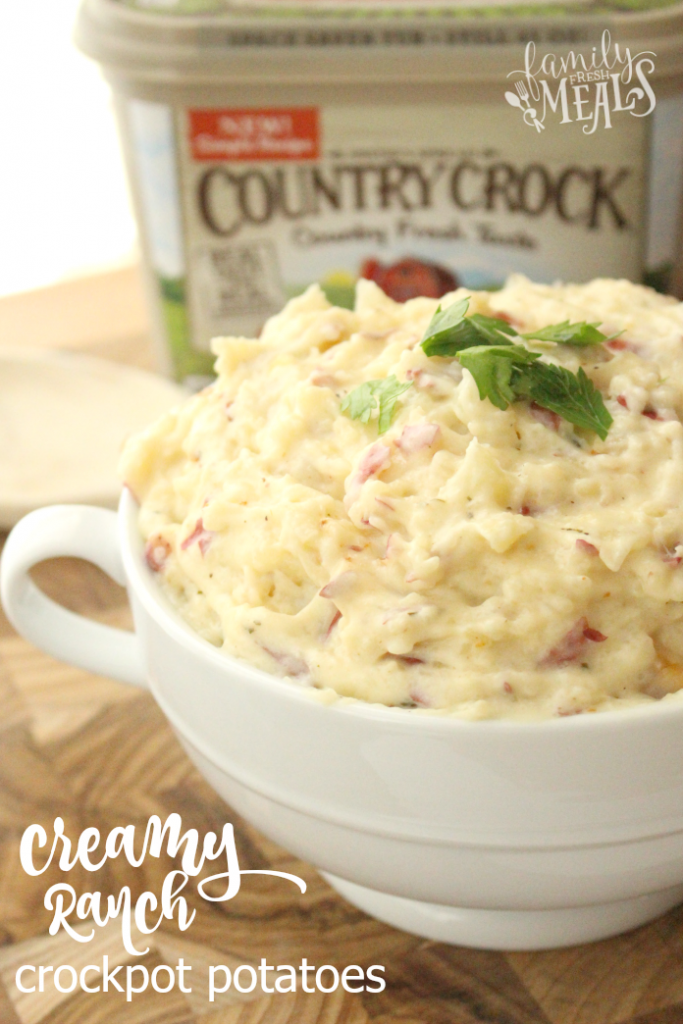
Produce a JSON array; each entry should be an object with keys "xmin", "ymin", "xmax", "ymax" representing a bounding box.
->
[{"xmin": 1, "ymin": 505, "xmax": 147, "ymax": 688}]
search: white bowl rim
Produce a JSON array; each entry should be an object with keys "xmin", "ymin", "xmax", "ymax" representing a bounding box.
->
[{"xmin": 119, "ymin": 486, "xmax": 683, "ymax": 735}]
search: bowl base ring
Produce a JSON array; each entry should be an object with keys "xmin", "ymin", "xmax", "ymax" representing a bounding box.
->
[{"xmin": 322, "ymin": 872, "xmax": 683, "ymax": 950}]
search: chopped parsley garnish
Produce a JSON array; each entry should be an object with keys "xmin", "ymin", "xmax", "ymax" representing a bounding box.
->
[
  {"xmin": 420, "ymin": 297, "xmax": 613, "ymax": 439},
  {"xmin": 458, "ymin": 346, "xmax": 612, "ymax": 439},
  {"xmin": 521, "ymin": 320, "xmax": 610, "ymax": 346},
  {"xmin": 421, "ymin": 299, "xmax": 516, "ymax": 357},
  {"xmin": 457, "ymin": 345, "xmax": 539, "ymax": 411},
  {"xmin": 341, "ymin": 375, "xmax": 412, "ymax": 435}
]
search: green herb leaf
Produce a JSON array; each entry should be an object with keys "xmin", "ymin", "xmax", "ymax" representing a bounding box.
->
[
  {"xmin": 516, "ymin": 363, "xmax": 613, "ymax": 439},
  {"xmin": 522, "ymin": 320, "xmax": 608, "ymax": 347},
  {"xmin": 420, "ymin": 298, "xmax": 470, "ymax": 356},
  {"xmin": 340, "ymin": 381, "xmax": 378, "ymax": 424},
  {"xmin": 376, "ymin": 376, "xmax": 413, "ymax": 434},
  {"xmin": 457, "ymin": 348, "xmax": 613, "ymax": 439},
  {"xmin": 340, "ymin": 375, "xmax": 412, "ymax": 434},
  {"xmin": 457, "ymin": 345, "xmax": 540, "ymax": 411},
  {"xmin": 419, "ymin": 301, "xmax": 613, "ymax": 438},
  {"xmin": 421, "ymin": 300, "xmax": 516, "ymax": 357}
]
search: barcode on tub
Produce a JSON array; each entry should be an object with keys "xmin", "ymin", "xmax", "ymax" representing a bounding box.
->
[{"xmin": 196, "ymin": 241, "xmax": 285, "ymax": 319}]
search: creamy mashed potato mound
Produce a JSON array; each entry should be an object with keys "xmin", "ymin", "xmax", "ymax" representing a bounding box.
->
[{"xmin": 120, "ymin": 276, "xmax": 683, "ymax": 720}]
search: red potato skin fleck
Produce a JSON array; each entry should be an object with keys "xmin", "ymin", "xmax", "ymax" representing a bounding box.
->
[
  {"xmin": 145, "ymin": 536, "xmax": 172, "ymax": 572},
  {"xmin": 180, "ymin": 518, "xmax": 213, "ymax": 556},
  {"xmin": 310, "ymin": 372, "xmax": 338, "ymax": 388},
  {"xmin": 381, "ymin": 652, "xmax": 426, "ymax": 666},
  {"xmin": 642, "ymin": 408, "xmax": 662, "ymax": 421},
  {"xmin": 617, "ymin": 395, "xmax": 628, "ymax": 409},
  {"xmin": 530, "ymin": 402, "xmax": 561, "ymax": 432},
  {"xmin": 324, "ymin": 609, "xmax": 342, "ymax": 640},
  {"xmin": 491, "ymin": 311, "xmax": 518, "ymax": 326},
  {"xmin": 520, "ymin": 506, "xmax": 532, "ymax": 517},
  {"xmin": 583, "ymin": 626, "xmax": 607, "ymax": 643},
  {"xmin": 541, "ymin": 616, "xmax": 607, "ymax": 667},
  {"xmin": 357, "ymin": 444, "xmax": 391, "ymax": 484},
  {"xmin": 320, "ymin": 571, "xmax": 355, "ymax": 599},
  {"xmin": 405, "ymin": 368, "xmax": 440, "ymax": 390},
  {"xmin": 260, "ymin": 645, "xmax": 308, "ymax": 678},
  {"xmin": 360, "ymin": 330, "xmax": 395, "ymax": 341},
  {"xmin": 607, "ymin": 338, "xmax": 638, "ymax": 353},
  {"xmin": 576, "ymin": 539, "xmax": 599, "ymax": 555},
  {"xmin": 396, "ymin": 423, "xmax": 440, "ymax": 454},
  {"xmin": 347, "ymin": 444, "xmax": 391, "ymax": 504}
]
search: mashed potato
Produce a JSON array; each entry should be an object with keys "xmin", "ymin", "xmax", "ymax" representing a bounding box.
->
[{"xmin": 120, "ymin": 276, "xmax": 683, "ymax": 720}]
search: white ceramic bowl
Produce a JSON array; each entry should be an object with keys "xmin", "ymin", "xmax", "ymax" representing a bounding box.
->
[{"xmin": 3, "ymin": 489, "xmax": 683, "ymax": 950}]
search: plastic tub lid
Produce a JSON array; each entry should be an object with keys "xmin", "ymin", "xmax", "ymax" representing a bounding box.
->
[
  {"xmin": 76, "ymin": 0, "xmax": 683, "ymax": 84},
  {"xmin": 114, "ymin": 0, "xmax": 681, "ymax": 14}
]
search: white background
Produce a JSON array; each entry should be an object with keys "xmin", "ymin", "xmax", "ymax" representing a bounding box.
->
[{"xmin": 0, "ymin": 0, "xmax": 137, "ymax": 297}]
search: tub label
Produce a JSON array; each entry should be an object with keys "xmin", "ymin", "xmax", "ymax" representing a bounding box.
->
[
  {"xmin": 176, "ymin": 101, "xmax": 648, "ymax": 356},
  {"xmin": 126, "ymin": 96, "xmax": 665, "ymax": 380}
]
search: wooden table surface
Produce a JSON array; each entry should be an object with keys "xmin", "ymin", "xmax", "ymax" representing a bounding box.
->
[{"xmin": 2, "ymin": 268, "xmax": 683, "ymax": 1024}]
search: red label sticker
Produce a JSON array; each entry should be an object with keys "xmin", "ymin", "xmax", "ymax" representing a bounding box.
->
[{"xmin": 189, "ymin": 108, "xmax": 320, "ymax": 162}]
